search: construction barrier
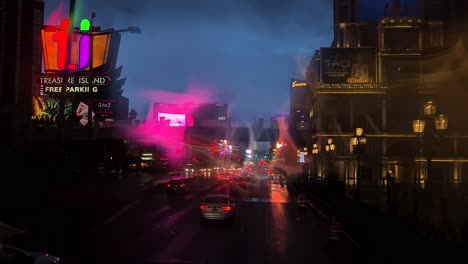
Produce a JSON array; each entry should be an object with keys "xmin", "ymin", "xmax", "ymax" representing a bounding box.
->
[{"xmin": 328, "ymin": 217, "xmax": 343, "ymax": 242}]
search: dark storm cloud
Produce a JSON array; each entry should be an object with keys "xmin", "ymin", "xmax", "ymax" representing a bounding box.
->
[{"xmin": 44, "ymin": 0, "xmax": 333, "ymax": 124}]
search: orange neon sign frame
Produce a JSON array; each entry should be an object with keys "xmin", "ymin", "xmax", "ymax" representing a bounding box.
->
[{"xmin": 41, "ymin": 22, "xmax": 113, "ymax": 73}]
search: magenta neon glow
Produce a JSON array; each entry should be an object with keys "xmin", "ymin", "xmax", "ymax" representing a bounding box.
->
[
  {"xmin": 135, "ymin": 83, "xmax": 217, "ymax": 164},
  {"xmin": 79, "ymin": 33, "xmax": 90, "ymax": 69}
]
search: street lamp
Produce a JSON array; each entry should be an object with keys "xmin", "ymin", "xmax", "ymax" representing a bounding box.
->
[
  {"xmin": 325, "ymin": 137, "xmax": 336, "ymax": 180},
  {"xmin": 303, "ymin": 147, "xmax": 310, "ymax": 180},
  {"xmin": 87, "ymin": 12, "xmax": 96, "ymax": 139},
  {"xmin": 325, "ymin": 137, "xmax": 336, "ymax": 152},
  {"xmin": 351, "ymin": 128, "xmax": 367, "ymax": 201},
  {"xmin": 412, "ymin": 100, "xmax": 448, "ymax": 187},
  {"xmin": 115, "ymin": 26, "xmax": 142, "ymax": 34},
  {"xmin": 312, "ymin": 143, "xmax": 319, "ymax": 180},
  {"xmin": 86, "ymin": 20, "xmax": 141, "ymax": 137}
]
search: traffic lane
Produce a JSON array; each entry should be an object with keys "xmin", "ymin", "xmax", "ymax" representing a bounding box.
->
[
  {"xmin": 115, "ymin": 187, "xmax": 347, "ymax": 264},
  {"xmin": 107, "ymin": 183, "xmax": 232, "ymax": 263},
  {"xmin": 73, "ymin": 179, "xmax": 219, "ymax": 262}
]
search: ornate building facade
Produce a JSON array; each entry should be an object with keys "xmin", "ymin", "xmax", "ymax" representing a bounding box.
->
[{"xmin": 306, "ymin": 0, "xmax": 468, "ymax": 240}]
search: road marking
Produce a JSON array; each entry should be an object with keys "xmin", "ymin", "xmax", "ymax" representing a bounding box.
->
[
  {"xmin": 235, "ymin": 197, "xmax": 288, "ymax": 203},
  {"xmin": 305, "ymin": 199, "xmax": 361, "ymax": 248},
  {"xmin": 89, "ymin": 200, "xmax": 140, "ymax": 233}
]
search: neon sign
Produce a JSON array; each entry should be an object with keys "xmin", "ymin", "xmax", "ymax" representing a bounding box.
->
[
  {"xmin": 51, "ymin": 18, "xmax": 91, "ymax": 71},
  {"xmin": 41, "ymin": 17, "xmax": 112, "ymax": 72},
  {"xmin": 291, "ymin": 80, "xmax": 307, "ymax": 88}
]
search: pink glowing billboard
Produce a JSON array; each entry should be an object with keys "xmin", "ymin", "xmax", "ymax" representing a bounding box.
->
[{"xmin": 157, "ymin": 113, "xmax": 186, "ymax": 127}]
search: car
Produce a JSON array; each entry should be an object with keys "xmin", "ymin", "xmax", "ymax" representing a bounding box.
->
[
  {"xmin": 166, "ymin": 179, "xmax": 185, "ymax": 195},
  {"xmin": 216, "ymin": 172, "xmax": 231, "ymax": 181},
  {"xmin": 0, "ymin": 244, "xmax": 60, "ymax": 264},
  {"xmin": 200, "ymin": 194, "xmax": 235, "ymax": 223}
]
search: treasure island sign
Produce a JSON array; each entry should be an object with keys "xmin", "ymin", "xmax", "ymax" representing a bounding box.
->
[{"xmin": 33, "ymin": 17, "xmax": 119, "ymax": 127}]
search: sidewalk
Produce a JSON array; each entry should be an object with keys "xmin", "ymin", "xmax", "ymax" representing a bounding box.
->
[{"xmin": 292, "ymin": 179, "xmax": 468, "ymax": 263}]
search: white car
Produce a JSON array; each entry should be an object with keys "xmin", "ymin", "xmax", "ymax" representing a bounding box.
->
[
  {"xmin": 0, "ymin": 244, "xmax": 60, "ymax": 264},
  {"xmin": 200, "ymin": 194, "xmax": 235, "ymax": 223}
]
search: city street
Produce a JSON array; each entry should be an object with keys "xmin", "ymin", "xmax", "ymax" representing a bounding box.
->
[{"xmin": 63, "ymin": 177, "xmax": 361, "ymax": 264}]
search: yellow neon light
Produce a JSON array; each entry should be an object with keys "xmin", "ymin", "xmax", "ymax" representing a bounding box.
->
[{"xmin": 291, "ymin": 80, "xmax": 307, "ymax": 88}]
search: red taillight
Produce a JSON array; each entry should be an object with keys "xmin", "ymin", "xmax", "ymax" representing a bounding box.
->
[
  {"xmin": 222, "ymin": 206, "xmax": 231, "ymax": 211},
  {"xmin": 180, "ymin": 184, "xmax": 185, "ymax": 187},
  {"xmin": 217, "ymin": 174, "xmax": 221, "ymax": 178},
  {"xmin": 200, "ymin": 205, "xmax": 208, "ymax": 210},
  {"xmin": 167, "ymin": 184, "xmax": 171, "ymax": 187},
  {"xmin": 227, "ymin": 175, "xmax": 230, "ymax": 178}
]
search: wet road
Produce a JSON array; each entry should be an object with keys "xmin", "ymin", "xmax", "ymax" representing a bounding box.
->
[{"xmin": 71, "ymin": 178, "xmax": 361, "ymax": 264}]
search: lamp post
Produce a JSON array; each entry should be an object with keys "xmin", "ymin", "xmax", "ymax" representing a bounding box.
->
[
  {"xmin": 412, "ymin": 100, "xmax": 448, "ymax": 187},
  {"xmin": 57, "ymin": 0, "xmax": 77, "ymax": 141},
  {"xmin": 87, "ymin": 12, "xmax": 96, "ymax": 139},
  {"xmin": 312, "ymin": 143, "xmax": 319, "ymax": 180},
  {"xmin": 86, "ymin": 22, "xmax": 141, "ymax": 137},
  {"xmin": 351, "ymin": 128, "xmax": 367, "ymax": 201},
  {"xmin": 116, "ymin": 26, "xmax": 142, "ymax": 34},
  {"xmin": 303, "ymin": 147, "xmax": 309, "ymax": 180},
  {"xmin": 325, "ymin": 137, "xmax": 336, "ymax": 180}
]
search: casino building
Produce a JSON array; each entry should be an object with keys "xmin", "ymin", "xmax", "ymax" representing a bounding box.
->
[
  {"xmin": 303, "ymin": 0, "xmax": 468, "ymax": 240},
  {"xmin": 0, "ymin": 0, "xmax": 44, "ymax": 146}
]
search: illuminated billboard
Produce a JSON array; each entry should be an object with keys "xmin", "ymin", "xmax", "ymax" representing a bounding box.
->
[
  {"xmin": 157, "ymin": 113, "xmax": 186, "ymax": 127},
  {"xmin": 291, "ymin": 80, "xmax": 307, "ymax": 88},
  {"xmin": 32, "ymin": 96, "xmax": 72, "ymax": 127},
  {"xmin": 34, "ymin": 15, "xmax": 128, "ymax": 126},
  {"xmin": 38, "ymin": 17, "xmax": 117, "ymax": 95},
  {"xmin": 320, "ymin": 48, "xmax": 383, "ymax": 88}
]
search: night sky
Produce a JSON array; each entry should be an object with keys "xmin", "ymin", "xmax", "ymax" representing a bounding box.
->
[
  {"xmin": 360, "ymin": 0, "xmax": 419, "ymax": 21},
  {"xmin": 43, "ymin": 0, "xmax": 333, "ymax": 124}
]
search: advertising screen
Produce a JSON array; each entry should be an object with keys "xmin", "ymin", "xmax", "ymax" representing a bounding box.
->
[
  {"xmin": 157, "ymin": 113, "xmax": 186, "ymax": 127},
  {"xmin": 320, "ymin": 48, "xmax": 376, "ymax": 84},
  {"xmin": 93, "ymin": 98, "xmax": 118, "ymax": 118},
  {"xmin": 32, "ymin": 96, "xmax": 72, "ymax": 127}
]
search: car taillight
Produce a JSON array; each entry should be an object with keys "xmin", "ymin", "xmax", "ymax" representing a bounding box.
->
[
  {"xmin": 200, "ymin": 205, "xmax": 208, "ymax": 210},
  {"xmin": 167, "ymin": 184, "xmax": 171, "ymax": 187},
  {"xmin": 180, "ymin": 184, "xmax": 185, "ymax": 187},
  {"xmin": 222, "ymin": 206, "xmax": 231, "ymax": 211},
  {"xmin": 217, "ymin": 174, "xmax": 221, "ymax": 178},
  {"xmin": 227, "ymin": 175, "xmax": 230, "ymax": 178}
]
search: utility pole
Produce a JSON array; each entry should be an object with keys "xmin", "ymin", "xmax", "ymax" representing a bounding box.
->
[
  {"xmin": 87, "ymin": 12, "xmax": 96, "ymax": 140},
  {"xmin": 57, "ymin": 0, "xmax": 76, "ymax": 141}
]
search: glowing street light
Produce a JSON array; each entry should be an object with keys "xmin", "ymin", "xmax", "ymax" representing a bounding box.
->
[
  {"xmin": 351, "ymin": 128, "xmax": 367, "ymax": 201},
  {"xmin": 412, "ymin": 100, "xmax": 448, "ymax": 187}
]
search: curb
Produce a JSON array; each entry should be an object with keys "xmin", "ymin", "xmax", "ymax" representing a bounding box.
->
[{"xmin": 305, "ymin": 198, "xmax": 361, "ymax": 247}]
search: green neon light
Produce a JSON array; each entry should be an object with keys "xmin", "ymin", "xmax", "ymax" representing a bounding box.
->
[{"xmin": 80, "ymin": 18, "xmax": 90, "ymax": 31}]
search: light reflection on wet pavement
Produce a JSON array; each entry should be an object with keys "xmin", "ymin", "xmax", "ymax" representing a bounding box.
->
[{"xmin": 74, "ymin": 177, "xmax": 359, "ymax": 264}]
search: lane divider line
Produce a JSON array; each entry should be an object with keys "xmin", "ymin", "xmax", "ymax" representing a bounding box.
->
[
  {"xmin": 305, "ymin": 199, "xmax": 361, "ymax": 248},
  {"xmin": 89, "ymin": 199, "xmax": 140, "ymax": 233}
]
